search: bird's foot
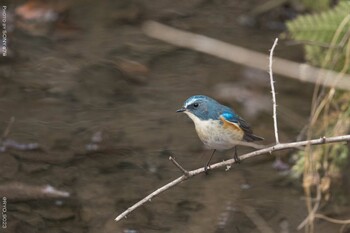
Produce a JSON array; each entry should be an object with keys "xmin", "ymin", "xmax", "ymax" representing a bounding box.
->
[
  {"xmin": 204, "ymin": 165, "xmax": 210, "ymax": 175},
  {"xmin": 233, "ymin": 146, "xmax": 241, "ymax": 164},
  {"xmin": 233, "ymin": 154, "xmax": 241, "ymax": 164}
]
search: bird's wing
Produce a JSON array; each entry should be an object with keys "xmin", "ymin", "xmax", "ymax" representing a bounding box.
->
[
  {"xmin": 236, "ymin": 116, "xmax": 253, "ymax": 135},
  {"xmin": 220, "ymin": 112, "xmax": 263, "ymax": 141},
  {"xmin": 237, "ymin": 116, "xmax": 264, "ymax": 141},
  {"xmin": 219, "ymin": 112, "xmax": 243, "ymax": 132}
]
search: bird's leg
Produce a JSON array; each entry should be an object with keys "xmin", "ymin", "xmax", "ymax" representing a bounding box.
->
[
  {"xmin": 204, "ymin": 149, "xmax": 216, "ymax": 174},
  {"xmin": 233, "ymin": 146, "xmax": 241, "ymax": 164}
]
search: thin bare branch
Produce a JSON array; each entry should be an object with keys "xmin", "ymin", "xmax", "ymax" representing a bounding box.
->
[
  {"xmin": 269, "ymin": 38, "xmax": 280, "ymax": 144},
  {"xmin": 115, "ymin": 134, "xmax": 350, "ymax": 221}
]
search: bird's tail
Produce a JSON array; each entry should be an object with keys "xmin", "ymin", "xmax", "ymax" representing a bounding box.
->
[{"xmin": 244, "ymin": 134, "xmax": 264, "ymax": 142}]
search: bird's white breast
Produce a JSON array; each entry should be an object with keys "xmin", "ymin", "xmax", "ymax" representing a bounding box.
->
[{"xmin": 184, "ymin": 112, "xmax": 244, "ymax": 150}]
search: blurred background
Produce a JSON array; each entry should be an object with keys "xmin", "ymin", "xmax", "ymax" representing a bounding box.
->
[{"xmin": 0, "ymin": 0, "xmax": 349, "ymax": 232}]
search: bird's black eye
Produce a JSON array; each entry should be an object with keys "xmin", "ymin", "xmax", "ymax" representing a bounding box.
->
[{"xmin": 193, "ymin": 103, "xmax": 199, "ymax": 108}]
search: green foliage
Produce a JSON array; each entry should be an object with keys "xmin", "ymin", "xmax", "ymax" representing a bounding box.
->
[{"xmin": 286, "ymin": 1, "xmax": 350, "ymax": 73}]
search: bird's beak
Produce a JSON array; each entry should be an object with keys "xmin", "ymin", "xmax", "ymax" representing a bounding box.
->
[{"xmin": 176, "ymin": 107, "xmax": 186, "ymax": 113}]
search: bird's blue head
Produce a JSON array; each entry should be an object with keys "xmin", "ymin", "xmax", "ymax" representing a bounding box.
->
[{"xmin": 177, "ymin": 95, "xmax": 229, "ymax": 120}]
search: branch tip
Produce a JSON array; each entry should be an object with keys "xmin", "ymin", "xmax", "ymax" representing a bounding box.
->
[{"xmin": 169, "ymin": 155, "xmax": 189, "ymax": 176}]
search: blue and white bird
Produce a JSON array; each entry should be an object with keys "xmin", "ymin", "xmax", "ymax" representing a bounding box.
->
[{"xmin": 177, "ymin": 95, "xmax": 263, "ymax": 171}]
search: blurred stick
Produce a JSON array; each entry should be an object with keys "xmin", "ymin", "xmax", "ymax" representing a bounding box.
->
[{"xmin": 142, "ymin": 21, "xmax": 350, "ymax": 91}]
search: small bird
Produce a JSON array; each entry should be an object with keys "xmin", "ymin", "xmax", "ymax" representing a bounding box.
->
[{"xmin": 177, "ymin": 95, "xmax": 263, "ymax": 172}]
